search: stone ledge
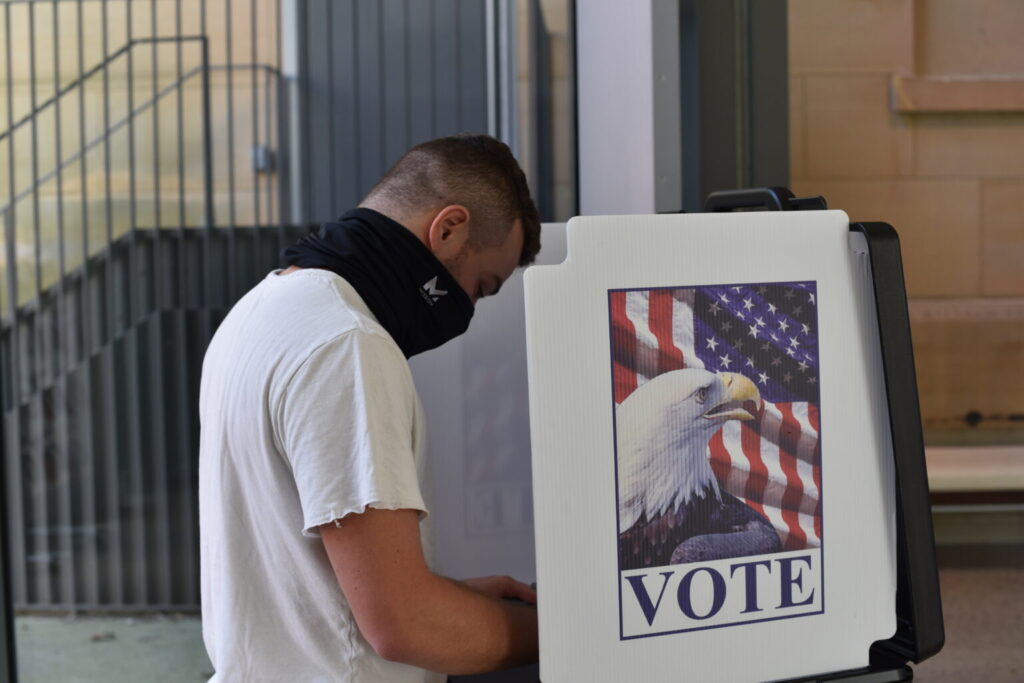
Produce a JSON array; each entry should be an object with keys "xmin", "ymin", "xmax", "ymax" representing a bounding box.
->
[
  {"xmin": 927, "ymin": 446, "xmax": 1024, "ymax": 492},
  {"xmin": 892, "ymin": 75, "xmax": 1024, "ymax": 113},
  {"xmin": 909, "ymin": 297, "xmax": 1024, "ymax": 323}
]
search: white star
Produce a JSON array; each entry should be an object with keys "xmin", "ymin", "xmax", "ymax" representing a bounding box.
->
[
  {"xmin": 809, "ymin": 293, "xmax": 816, "ymax": 305},
  {"xmin": 792, "ymin": 305, "xmax": 803, "ymax": 316},
  {"xmin": 786, "ymin": 347, "xmax": 796, "ymax": 357},
  {"xmin": 789, "ymin": 336, "xmax": 800, "ymax": 347},
  {"xmin": 758, "ymin": 372, "xmax": 769, "ymax": 385},
  {"xmin": 771, "ymin": 333, "xmax": 779, "ymax": 342},
  {"xmin": 708, "ymin": 302, "xmax": 721, "ymax": 315},
  {"xmin": 732, "ymin": 286, "xmax": 743, "ymax": 293},
  {"xmin": 736, "ymin": 311, "xmax": 746, "ymax": 321},
  {"xmin": 719, "ymin": 293, "xmax": 730, "ymax": 303},
  {"xmin": 767, "ymin": 303, "xmax": 777, "ymax": 314},
  {"xmin": 719, "ymin": 354, "xmax": 732, "ymax": 369},
  {"xmin": 742, "ymin": 298, "xmax": 754, "ymax": 311},
  {"xmin": 801, "ymin": 323, "xmax": 811, "ymax": 334},
  {"xmin": 783, "ymin": 372, "xmax": 792, "ymax": 384},
  {"xmin": 706, "ymin": 337, "xmax": 719, "ymax": 351},
  {"xmin": 746, "ymin": 357, "xmax": 755, "ymax": 368},
  {"xmin": 757, "ymin": 286, "xmax": 768, "ymax": 295},
  {"xmin": 734, "ymin": 338, "xmax": 745, "ymax": 349},
  {"xmin": 748, "ymin": 324, "xmax": 760, "ymax": 339},
  {"xmin": 760, "ymin": 342, "xmax": 771, "ymax": 352},
  {"xmin": 808, "ymin": 376, "xmax": 817, "ymax": 384},
  {"xmin": 771, "ymin": 357, "xmax": 782, "ymax": 367},
  {"xmin": 784, "ymin": 289, "xmax": 794, "ymax": 299},
  {"xmin": 721, "ymin": 320, "xmax": 732, "ymax": 332},
  {"xmin": 755, "ymin": 316, "xmax": 766, "ymax": 328},
  {"xmin": 798, "ymin": 360, "xmax": 809, "ymax": 372},
  {"xmin": 778, "ymin": 319, "xmax": 790, "ymax": 332}
]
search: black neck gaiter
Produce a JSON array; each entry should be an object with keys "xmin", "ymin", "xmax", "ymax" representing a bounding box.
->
[{"xmin": 280, "ymin": 208, "xmax": 474, "ymax": 358}]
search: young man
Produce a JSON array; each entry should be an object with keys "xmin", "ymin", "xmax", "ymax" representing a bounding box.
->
[{"xmin": 199, "ymin": 134, "xmax": 542, "ymax": 681}]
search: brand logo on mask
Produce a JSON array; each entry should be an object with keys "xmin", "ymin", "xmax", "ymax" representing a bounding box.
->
[{"xmin": 420, "ymin": 276, "xmax": 448, "ymax": 305}]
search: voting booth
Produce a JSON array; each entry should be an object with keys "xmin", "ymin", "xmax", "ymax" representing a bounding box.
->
[{"xmin": 524, "ymin": 189, "xmax": 944, "ymax": 682}]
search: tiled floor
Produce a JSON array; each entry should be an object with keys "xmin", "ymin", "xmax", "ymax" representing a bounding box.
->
[
  {"xmin": 913, "ymin": 546, "xmax": 1024, "ymax": 683},
  {"xmin": 14, "ymin": 613, "xmax": 210, "ymax": 683}
]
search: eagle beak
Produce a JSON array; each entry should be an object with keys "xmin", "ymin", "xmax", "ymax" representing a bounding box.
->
[{"xmin": 703, "ymin": 372, "xmax": 762, "ymax": 422}]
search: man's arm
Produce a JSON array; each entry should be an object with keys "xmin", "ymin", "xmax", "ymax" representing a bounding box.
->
[{"xmin": 320, "ymin": 507, "xmax": 538, "ymax": 675}]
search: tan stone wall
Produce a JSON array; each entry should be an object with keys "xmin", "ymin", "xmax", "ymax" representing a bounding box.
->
[{"xmin": 788, "ymin": 0, "xmax": 1024, "ymax": 441}]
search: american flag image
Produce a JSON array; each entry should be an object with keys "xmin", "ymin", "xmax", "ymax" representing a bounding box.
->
[{"xmin": 609, "ymin": 281, "xmax": 822, "ymax": 551}]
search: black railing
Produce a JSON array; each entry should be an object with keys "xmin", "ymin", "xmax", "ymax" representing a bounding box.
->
[{"xmin": 0, "ymin": 0, "xmax": 286, "ymax": 612}]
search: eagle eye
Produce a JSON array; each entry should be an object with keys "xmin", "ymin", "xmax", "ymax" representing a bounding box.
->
[{"xmin": 696, "ymin": 386, "xmax": 709, "ymax": 404}]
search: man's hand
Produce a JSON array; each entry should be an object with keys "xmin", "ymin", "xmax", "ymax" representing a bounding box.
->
[
  {"xmin": 462, "ymin": 576, "xmax": 537, "ymax": 604},
  {"xmin": 320, "ymin": 507, "xmax": 538, "ymax": 675}
]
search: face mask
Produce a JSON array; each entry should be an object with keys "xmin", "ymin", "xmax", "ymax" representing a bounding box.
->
[{"xmin": 280, "ymin": 208, "xmax": 475, "ymax": 357}]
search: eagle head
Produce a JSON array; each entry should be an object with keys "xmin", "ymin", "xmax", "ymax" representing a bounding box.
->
[{"xmin": 616, "ymin": 369, "xmax": 762, "ymax": 531}]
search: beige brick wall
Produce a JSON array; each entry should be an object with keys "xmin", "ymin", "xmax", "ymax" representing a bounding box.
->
[{"xmin": 789, "ymin": 0, "xmax": 1024, "ymax": 439}]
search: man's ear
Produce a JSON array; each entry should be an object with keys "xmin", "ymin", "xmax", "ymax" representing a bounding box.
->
[{"xmin": 426, "ymin": 205, "xmax": 471, "ymax": 259}]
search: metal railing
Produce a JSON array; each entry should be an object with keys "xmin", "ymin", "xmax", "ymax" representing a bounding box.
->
[
  {"xmin": 1, "ymin": 0, "xmax": 288, "ymax": 612},
  {"xmin": 1, "ymin": 35, "xmax": 217, "ymax": 332}
]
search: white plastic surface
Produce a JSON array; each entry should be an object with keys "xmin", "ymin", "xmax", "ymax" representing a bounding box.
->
[
  {"xmin": 524, "ymin": 211, "xmax": 897, "ymax": 682},
  {"xmin": 409, "ymin": 224, "xmax": 569, "ymax": 583}
]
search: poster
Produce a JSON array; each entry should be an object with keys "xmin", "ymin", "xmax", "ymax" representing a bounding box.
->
[{"xmin": 609, "ymin": 282, "xmax": 824, "ymax": 639}]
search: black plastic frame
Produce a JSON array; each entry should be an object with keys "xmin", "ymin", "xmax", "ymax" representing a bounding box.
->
[
  {"xmin": 854, "ymin": 221, "xmax": 945, "ymax": 668},
  {"xmin": 702, "ymin": 188, "xmax": 945, "ymax": 682}
]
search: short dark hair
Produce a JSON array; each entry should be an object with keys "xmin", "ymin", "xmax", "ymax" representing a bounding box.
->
[{"xmin": 361, "ymin": 134, "xmax": 541, "ymax": 266}]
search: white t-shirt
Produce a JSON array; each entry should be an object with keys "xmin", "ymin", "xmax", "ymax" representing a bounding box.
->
[{"xmin": 198, "ymin": 267, "xmax": 443, "ymax": 683}]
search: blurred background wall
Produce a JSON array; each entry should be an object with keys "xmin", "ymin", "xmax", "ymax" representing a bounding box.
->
[{"xmin": 788, "ymin": 0, "xmax": 1024, "ymax": 448}]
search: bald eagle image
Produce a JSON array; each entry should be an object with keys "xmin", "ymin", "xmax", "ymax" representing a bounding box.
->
[{"xmin": 617, "ymin": 368, "xmax": 782, "ymax": 570}]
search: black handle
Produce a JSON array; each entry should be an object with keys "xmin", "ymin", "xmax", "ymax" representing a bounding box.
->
[
  {"xmin": 704, "ymin": 186, "xmax": 828, "ymax": 212},
  {"xmin": 704, "ymin": 186, "xmax": 795, "ymax": 212}
]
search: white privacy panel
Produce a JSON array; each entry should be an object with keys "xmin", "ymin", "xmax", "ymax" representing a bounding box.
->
[
  {"xmin": 524, "ymin": 211, "xmax": 897, "ymax": 683},
  {"xmin": 410, "ymin": 223, "xmax": 568, "ymax": 583}
]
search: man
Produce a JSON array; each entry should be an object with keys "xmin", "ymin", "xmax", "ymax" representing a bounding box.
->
[{"xmin": 199, "ymin": 134, "xmax": 542, "ymax": 681}]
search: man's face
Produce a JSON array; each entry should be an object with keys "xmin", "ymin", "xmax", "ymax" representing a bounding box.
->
[{"xmin": 442, "ymin": 219, "xmax": 524, "ymax": 306}]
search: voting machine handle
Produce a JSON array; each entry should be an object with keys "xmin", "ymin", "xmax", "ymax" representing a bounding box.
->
[
  {"xmin": 704, "ymin": 186, "xmax": 828, "ymax": 212},
  {"xmin": 703, "ymin": 189, "xmax": 945, "ymax": 681}
]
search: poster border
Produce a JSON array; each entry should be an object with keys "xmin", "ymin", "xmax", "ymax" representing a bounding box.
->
[{"xmin": 607, "ymin": 280, "xmax": 827, "ymax": 641}]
